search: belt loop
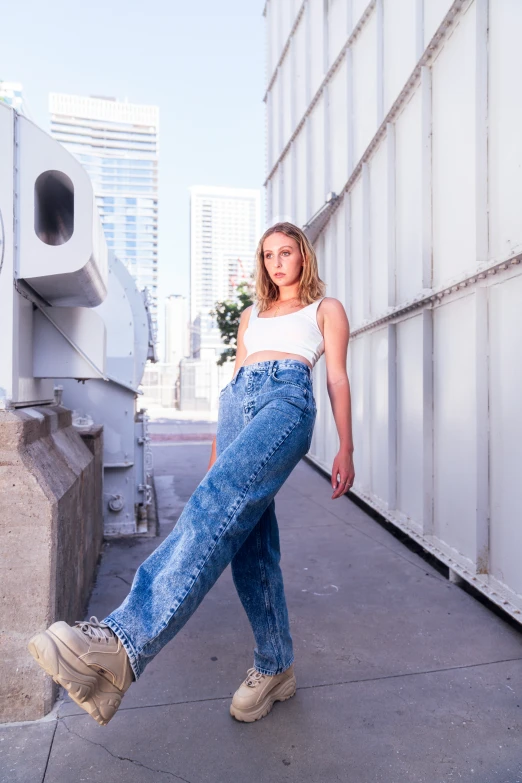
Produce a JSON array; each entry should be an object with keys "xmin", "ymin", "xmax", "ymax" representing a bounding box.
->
[{"xmin": 269, "ymin": 360, "xmax": 275, "ymax": 377}]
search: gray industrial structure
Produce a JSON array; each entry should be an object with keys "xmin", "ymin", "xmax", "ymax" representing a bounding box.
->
[
  {"xmin": 0, "ymin": 100, "xmax": 156, "ymax": 537},
  {"xmin": 0, "ymin": 99, "xmax": 156, "ymax": 720},
  {"xmin": 60, "ymin": 253, "xmax": 157, "ymax": 536}
]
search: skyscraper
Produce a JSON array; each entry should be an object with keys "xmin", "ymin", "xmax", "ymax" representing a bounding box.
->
[
  {"xmin": 0, "ymin": 81, "xmax": 25, "ymax": 112},
  {"xmin": 165, "ymin": 294, "xmax": 190, "ymax": 367},
  {"xmin": 190, "ymin": 185, "xmax": 261, "ymax": 359},
  {"xmin": 49, "ymin": 93, "xmax": 159, "ymax": 327}
]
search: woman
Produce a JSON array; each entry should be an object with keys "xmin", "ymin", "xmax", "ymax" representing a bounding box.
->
[{"xmin": 28, "ymin": 221, "xmax": 355, "ymax": 726}]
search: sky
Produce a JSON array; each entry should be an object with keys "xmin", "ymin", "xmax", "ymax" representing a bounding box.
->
[{"xmin": 1, "ymin": 0, "xmax": 267, "ymax": 346}]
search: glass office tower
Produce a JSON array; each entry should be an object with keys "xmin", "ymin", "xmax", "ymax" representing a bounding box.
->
[{"xmin": 49, "ymin": 93, "xmax": 159, "ymax": 327}]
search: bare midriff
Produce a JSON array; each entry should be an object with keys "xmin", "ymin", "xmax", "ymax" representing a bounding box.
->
[{"xmin": 241, "ymin": 351, "xmax": 312, "ymax": 370}]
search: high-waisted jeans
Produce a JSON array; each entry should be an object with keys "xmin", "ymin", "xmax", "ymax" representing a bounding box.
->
[{"xmin": 103, "ymin": 359, "xmax": 317, "ymax": 680}]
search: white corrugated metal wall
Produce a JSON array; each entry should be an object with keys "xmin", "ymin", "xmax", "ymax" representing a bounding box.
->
[{"xmin": 264, "ymin": 0, "xmax": 522, "ymax": 621}]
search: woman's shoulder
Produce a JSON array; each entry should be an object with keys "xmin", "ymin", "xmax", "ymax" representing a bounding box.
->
[
  {"xmin": 317, "ymin": 296, "xmax": 345, "ymax": 314},
  {"xmin": 316, "ymin": 297, "xmax": 348, "ymax": 331},
  {"xmin": 239, "ymin": 302, "xmax": 256, "ymax": 328}
]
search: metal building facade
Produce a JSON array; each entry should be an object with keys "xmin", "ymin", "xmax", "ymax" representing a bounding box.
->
[{"xmin": 264, "ymin": 0, "xmax": 522, "ymax": 621}]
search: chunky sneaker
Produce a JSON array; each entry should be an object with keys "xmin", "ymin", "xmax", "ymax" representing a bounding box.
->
[
  {"xmin": 230, "ymin": 664, "xmax": 296, "ymax": 722},
  {"xmin": 27, "ymin": 616, "xmax": 133, "ymax": 726}
]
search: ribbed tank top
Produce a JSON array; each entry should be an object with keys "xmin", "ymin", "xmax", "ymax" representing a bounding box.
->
[{"xmin": 243, "ymin": 297, "xmax": 326, "ymax": 369}]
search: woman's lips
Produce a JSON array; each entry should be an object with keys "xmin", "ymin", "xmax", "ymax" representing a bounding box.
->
[{"xmin": 274, "ymin": 273, "xmax": 285, "ymax": 277}]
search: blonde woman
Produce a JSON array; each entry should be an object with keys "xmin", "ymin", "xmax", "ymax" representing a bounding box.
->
[{"xmin": 28, "ymin": 222, "xmax": 355, "ymax": 726}]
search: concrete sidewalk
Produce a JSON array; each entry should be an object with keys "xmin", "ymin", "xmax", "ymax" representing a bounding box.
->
[{"xmin": 2, "ymin": 442, "xmax": 522, "ymax": 783}]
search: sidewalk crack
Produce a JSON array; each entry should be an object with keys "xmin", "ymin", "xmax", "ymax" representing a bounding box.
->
[
  {"xmin": 41, "ymin": 719, "xmax": 58, "ymax": 783},
  {"xmin": 61, "ymin": 719, "xmax": 194, "ymax": 782}
]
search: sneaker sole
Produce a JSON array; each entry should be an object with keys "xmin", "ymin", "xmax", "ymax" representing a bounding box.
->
[
  {"xmin": 27, "ymin": 629, "xmax": 123, "ymax": 726},
  {"xmin": 229, "ymin": 675, "xmax": 297, "ymax": 723}
]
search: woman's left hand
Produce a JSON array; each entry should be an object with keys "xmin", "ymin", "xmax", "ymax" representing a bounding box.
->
[{"xmin": 331, "ymin": 449, "xmax": 355, "ymax": 499}]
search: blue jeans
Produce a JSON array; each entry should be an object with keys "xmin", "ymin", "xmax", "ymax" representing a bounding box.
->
[{"xmin": 103, "ymin": 359, "xmax": 317, "ymax": 680}]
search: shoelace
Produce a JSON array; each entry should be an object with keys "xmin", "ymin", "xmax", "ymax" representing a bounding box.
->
[
  {"xmin": 245, "ymin": 667, "xmax": 266, "ymax": 688},
  {"xmin": 74, "ymin": 616, "xmax": 114, "ymax": 644}
]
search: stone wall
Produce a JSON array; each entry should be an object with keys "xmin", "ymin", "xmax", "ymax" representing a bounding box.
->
[{"xmin": 0, "ymin": 406, "xmax": 103, "ymax": 723}]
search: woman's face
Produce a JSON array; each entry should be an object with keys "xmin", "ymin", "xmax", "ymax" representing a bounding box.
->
[{"xmin": 262, "ymin": 232, "xmax": 304, "ymax": 287}]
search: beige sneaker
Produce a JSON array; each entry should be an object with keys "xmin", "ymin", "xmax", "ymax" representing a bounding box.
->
[
  {"xmin": 230, "ymin": 664, "xmax": 296, "ymax": 722},
  {"xmin": 27, "ymin": 616, "xmax": 133, "ymax": 726}
]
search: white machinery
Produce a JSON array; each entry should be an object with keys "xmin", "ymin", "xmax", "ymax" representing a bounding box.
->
[
  {"xmin": 0, "ymin": 104, "xmax": 108, "ymax": 407},
  {"xmin": 60, "ymin": 254, "xmax": 157, "ymax": 536},
  {"xmin": 0, "ymin": 101, "xmax": 156, "ymax": 536}
]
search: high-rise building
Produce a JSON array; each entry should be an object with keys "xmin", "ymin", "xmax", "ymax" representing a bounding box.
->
[
  {"xmin": 165, "ymin": 294, "xmax": 190, "ymax": 367},
  {"xmin": 190, "ymin": 185, "xmax": 261, "ymax": 359},
  {"xmin": 0, "ymin": 81, "xmax": 24, "ymax": 112},
  {"xmin": 49, "ymin": 93, "xmax": 159, "ymax": 327}
]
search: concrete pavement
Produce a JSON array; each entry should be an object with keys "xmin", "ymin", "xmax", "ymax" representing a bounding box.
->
[{"xmin": 2, "ymin": 435, "xmax": 522, "ymax": 783}]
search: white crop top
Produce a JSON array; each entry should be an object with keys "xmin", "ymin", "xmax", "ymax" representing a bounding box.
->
[{"xmin": 243, "ymin": 297, "xmax": 326, "ymax": 369}]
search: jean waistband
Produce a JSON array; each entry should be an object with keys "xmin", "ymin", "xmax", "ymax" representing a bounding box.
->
[{"xmin": 232, "ymin": 358, "xmax": 312, "ymax": 383}]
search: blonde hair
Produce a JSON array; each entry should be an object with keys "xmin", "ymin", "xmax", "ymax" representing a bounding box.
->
[{"xmin": 253, "ymin": 222, "xmax": 326, "ymax": 314}]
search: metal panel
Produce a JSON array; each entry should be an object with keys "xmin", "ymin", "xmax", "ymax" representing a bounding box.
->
[
  {"xmin": 396, "ymin": 314, "xmax": 425, "ymax": 531},
  {"xmin": 352, "ymin": 8, "xmax": 378, "ymax": 162},
  {"xmin": 432, "ymin": 2, "xmax": 476, "ymax": 288},
  {"xmin": 349, "ymin": 335, "xmax": 368, "ymax": 488},
  {"xmin": 328, "ymin": 58, "xmax": 349, "ymax": 196},
  {"xmin": 280, "ymin": 51, "xmax": 293, "ymax": 147},
  {"xmin": 383, "ymin": 0, "xmax": 418, "ymax": 117},
  {"xmin": 295, "ymin": 129, "xmax": 308, "ymax": 226},
  {"xmin": 349, "ymin": 179, "xmax": 364, "ymax": 327},
  {"xmin": 488, "ymin": 0, "xmax": 522, "ymax": 260},
  {"xmin": 281, "ymin": 151, "xmax": 294, "ymax": 223},
  {"xmin": 271, "ymin": 164, "xmax": 281, "ymax": 222},
  {"xmin": 353, "ymin": 0, "xmax": 371, "ymax": 27},
  {"xmin": 395, "ymin": 88, "xmax": 423, "ymax": 303},
  {"xmin": 368, "ymin": 140, "xmax": 388, "ymax": 317},
  {"xmin": 334, "ymin": 201, "xmax": 348, "ymax": 311},
  {"xmin": 309, "ymin": 95, "xmax": 326, "ymax": 216},
  {"xmin": 489, "ymin": 274, "xmax": 522, "ymax": 595},
  {"xmin": 294, "ymin": 13, "xmax": 308, "ymax": 124},
  {"xmin": 433, "ymin": 293, "xmax": 477, "ymax": 563},
  {"xmin": 309, "ymin": 0, "xmax": 326, "ymax": 95},
  {"xmin": 33, "ymin": 308, "xmax": 106, "ymax": 379},
  {"xmin": 270, "ymin": 77, "xmax": 282, "ymax": 167},
  {"xmin": 328, "ymin": 0, "xmax": 349, "ymax": 66},
  {"xmin": 370, "ymin": 327, "xmax": 389, "ymax": 504},
  {"xmin": 423, "ymin": 0, "xmax": 454, "ymax": 47},
  {"xmin": 268, "ymin": 0, "xmax": 282, "ymax": 74},
  {"xmin": 281, "ymin": 0, "xmax": 295, "ymax": 47}
]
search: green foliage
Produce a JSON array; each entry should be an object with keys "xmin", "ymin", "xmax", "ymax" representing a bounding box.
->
[{"xmin": 210, "ymin": 280, "xmax": 254, "ymax": 367}]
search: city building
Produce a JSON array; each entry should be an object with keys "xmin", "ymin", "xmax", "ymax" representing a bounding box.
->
[
  {"xmin": 0, "ymin": 81, "xmax": 25, "ymax": 112},
  {"xmin": 165, "ymin": 294, "xmax": 190, "ymax": 367},
  {"xmin": 49, "ymin": 93, "xmax": 159, "ymax": 328},
  {"xmin": 189, "ymin": 185, "xmax": 261, "ymax": 360},
  {"xmin": 264, "ymin": 0, "xmax": 522, "ymax": 621}
]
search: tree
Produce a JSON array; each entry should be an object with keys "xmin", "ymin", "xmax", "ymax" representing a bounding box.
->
[{"xmin": 210, "ymin": 280, "xmax": 254, "ymax": 366}]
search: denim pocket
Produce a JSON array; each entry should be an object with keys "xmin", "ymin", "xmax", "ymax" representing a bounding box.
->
[{"xmin": 271, "ymin": 365, "xmax": 311, "ymax": 391}]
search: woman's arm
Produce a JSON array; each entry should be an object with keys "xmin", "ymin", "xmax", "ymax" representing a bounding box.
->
[
  {"xmin": 321, "ymin": 298, "xmax": 355, "ymax": 499},
  {"xmin": 207, "ymin": 305, "xmax": 252, "ymax": 471}
]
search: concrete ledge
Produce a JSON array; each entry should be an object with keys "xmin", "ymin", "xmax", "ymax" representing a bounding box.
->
[{"xmin": 0, "ymin": 406, "xmax": 104, "ymax": 723}]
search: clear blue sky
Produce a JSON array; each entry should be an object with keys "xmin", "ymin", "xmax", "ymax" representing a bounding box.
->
[{"xmin": 1, "ymin": 0, "xmax": 266, "ymax": 335}]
